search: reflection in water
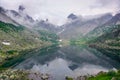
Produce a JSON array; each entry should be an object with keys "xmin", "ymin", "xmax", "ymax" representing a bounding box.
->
[
  {"xmin": 31, "ymin": 58, "xmax": 108, "ymax": 80},
  {"xmin": 31, "ymin": 58, "xmax": 73, "ymax": 80},
  {"xmin": 15, "ymin": 45, "xmax": 120, "ymax": 80}
]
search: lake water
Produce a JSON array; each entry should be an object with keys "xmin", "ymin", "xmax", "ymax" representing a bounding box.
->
[{"xmin": 14, "ymin": 45, "xmax": 120, "ymax": 80}]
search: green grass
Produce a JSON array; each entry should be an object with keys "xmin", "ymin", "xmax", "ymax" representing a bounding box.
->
[
  {"xmin": 0, "ymin": 69, "xmax": 30, "ymax": 80},
  {"xmin": 0, "ymin": 21, "xmax": 59, "ymax": 68},
  {"xmin": 0, "ymin": 21, "xmax": 24, "ymax": 32},
  {"xmin": 88, "ymin": 71, "xmax": 120, "ymax": 80}
]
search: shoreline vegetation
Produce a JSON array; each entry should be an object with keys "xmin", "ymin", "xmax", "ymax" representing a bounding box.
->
[
  {"xmin": 0, "ymin": 42, "xmax": 59, "ymax": 68},
  {"xmin": 0, "ymin": 42, "xmax": 52, "ymax": 68},
  {"xmin": 66, "ymin": 70, "xmax": 120, "ymax": 80},
  {"xmin": 0, "ymin": 69, "xmax": 51, "ymax": 80},
  {"xmin": 0, "ymin": 69, "xmax": 120, "ymax": 80}
]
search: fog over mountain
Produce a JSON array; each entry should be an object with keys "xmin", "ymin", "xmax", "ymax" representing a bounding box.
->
[
  {"xmin": 0, "ymin": 0, "xmax": 120, "ymax": 25},
  {"xmin": 1, "ymin": 0, "xmax": 120, "ymax": 80}
]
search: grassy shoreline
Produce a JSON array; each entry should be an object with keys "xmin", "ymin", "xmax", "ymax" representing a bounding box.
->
[{"xmin": 0, "ymin": 43, "xmax": 59, "ymax": 69}]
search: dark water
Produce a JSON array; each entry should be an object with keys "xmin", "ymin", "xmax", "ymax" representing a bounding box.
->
[{"xmin": 15, "ymin": 45, "xmax": 120, "ymax": 80}]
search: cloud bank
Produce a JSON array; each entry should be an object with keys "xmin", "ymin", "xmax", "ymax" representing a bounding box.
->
[{"xmin": 0, "ymin": 0, "xmax": 120, "ymax": 25}]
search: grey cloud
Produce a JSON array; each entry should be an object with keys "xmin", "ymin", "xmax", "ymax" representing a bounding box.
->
[
  {"xmin": 97, "ymin": 0, "xmax": 120, "ymax": 8},
  {"xmin": 0, "ymin": 0, "xmax": 119, "ymax": 25},
  {"xmin": 90, "ymin": 0, "xmax": 120, "ymax": 8}
]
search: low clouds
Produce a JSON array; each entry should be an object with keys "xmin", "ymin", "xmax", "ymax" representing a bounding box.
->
[
  {"xmin": 91, "ymin": 0, "xmax": 120, "ymax": 12},
  {"xmin": 0, "ymin": 0, "xmax": 120, "ymax": 25}
]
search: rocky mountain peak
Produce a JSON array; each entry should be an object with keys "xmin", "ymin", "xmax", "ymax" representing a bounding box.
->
[
  {"xmin": 67, "ymin": 13, "xmax": 78, "ymax": 20},
  {"xmin": 18, "ymin": 5, "xmax": 25, "ymax": 12},
  {"xmin": 0, "ymin": 6, "xmax": 6, "ymax": 13},
  {"xmin": 115, "ymin": 13, "xmax": 120, "ymax": 19}
]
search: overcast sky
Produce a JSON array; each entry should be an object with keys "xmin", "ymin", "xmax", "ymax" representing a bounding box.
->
[{"xmin": 0, "ymin": 0, "xmax": 120, "ymax": 25}]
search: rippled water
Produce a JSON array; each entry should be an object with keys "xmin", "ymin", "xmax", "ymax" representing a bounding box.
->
[{"xmin": 14, "ymin": 45, "xmax": 120, "ymax": 80}]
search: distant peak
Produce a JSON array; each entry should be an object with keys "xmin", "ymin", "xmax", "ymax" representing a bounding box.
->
[
  {"xmin": 114, "ymin": 13, "xmax": 120, "ymax": 18},
  {"xmin": 18, "ymin": 5, "xmax": 25, "ymax": 12},
  {"xmin": 0, "ymin": 6, "xmax": 6, "ymax": 13},
  {"xmin": 67, "ymin": 13, "xmax": 78, "ymax": 20},
  {"xmin": 0, "ymin": 6, "xmax": 4, "ymax": 10}
]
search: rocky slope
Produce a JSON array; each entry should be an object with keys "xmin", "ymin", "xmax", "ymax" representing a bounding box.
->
[
  {"xmin": 59, "ymin": 13, "xmax": 112, "ymax": 40},
  {"xmin": 86, "ymin": 13, "xmax": 120, "ymax": 39},
  {"xmin": 0, "ymin": 6, "xmax": 60, "ymax": 33},
  {"xmin": 72, "ymin": 13, "xmax": 120, "ymax": 45}
]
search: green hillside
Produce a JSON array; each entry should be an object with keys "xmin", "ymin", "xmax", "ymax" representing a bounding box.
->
[
  {"xmin": 0, "ymin": 21, "xmax": 58, "ymax": 67},
  {"xmin": 90, "ymin": 25, "xmax": 120, "ymax": 47}
]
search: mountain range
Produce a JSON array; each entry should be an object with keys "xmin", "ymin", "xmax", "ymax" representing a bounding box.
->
[
  {"xmin": 1, "ymin": 6, "xmax": 120, "ymax": 49},
  {"xmin": 0, "ymin": 5, "xmax": 120, "ymax": 80},
  {"xmin": 0, "ymin": 6, "xmax": 61, "ymax": 33},
  {"xmin": 59, "ymin": 13, "xmax": 113, "ymax": 39}
]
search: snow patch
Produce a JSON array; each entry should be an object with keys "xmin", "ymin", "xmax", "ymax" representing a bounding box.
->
[{"xmin": 2, "ymin": 42, "xmax": 11, "ymax": 45}]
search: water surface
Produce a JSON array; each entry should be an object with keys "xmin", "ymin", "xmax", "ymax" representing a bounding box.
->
[{"xmin": 15, "ymin": 45, "xmax": 120, "ymax": 80}]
